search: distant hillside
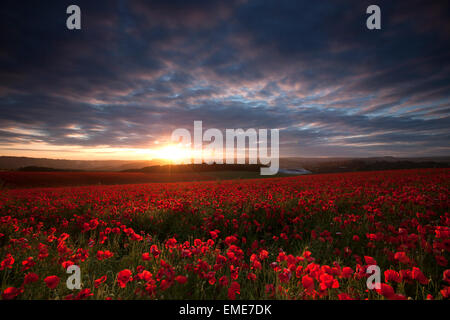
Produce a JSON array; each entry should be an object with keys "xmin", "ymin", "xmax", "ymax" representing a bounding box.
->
[
  {"xmin": 281, "ymin": 157, "xmax": 449, "ymax": 174},
  {"xmin": 279, "ymin": 156, "xmax": 450, "ymax": 167},
  {"xmin": 17, "ymin": 166, "xmax": 84, "ymax": 172},
  {"xmin": 0, "ymin": 156, "xmax": 166, "ymax": 171}
]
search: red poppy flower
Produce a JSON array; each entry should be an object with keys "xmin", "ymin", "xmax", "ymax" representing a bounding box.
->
[
  {"xmin": 319, "ymin": 273, "xmax": 339, "ymax": 290},
  {"xmin": 175, "ymin": 275, "xmax": 188, "ymax": 284},
  {"xmin": 150, "ymin": 245, "xmax": 161, "ymax": 258},
  {"xmin": 302, "ymin": 275, "xmax": 315, "ymax": 291},
  {"xmin": 411, "ymin": 267, "xmax": 429, "ymax": 285},
  {"xmin": 44, "ymin": 275, "xmax": 60, "ymax": 289},
  {"xmin": 259, "ymin": 250, "xmax": 269, "ymax": 260},
  {"xmin": 436, "ymin": 255, "xmax": 448, "ymax": 267},
  {"xmin": 94, "ymin": 275, "xmax": 107, "ymax": 288},
  {"xmin": 0, "ymin": 254, "xmax": 14, "ymax": 271},
  {"xmin": 394, "ymin": 252, "xmax": 411, "ymax": 264},
  {"xmin": 341, "ymin": 267, "xmax": 353, "ymax": 278},
  {"xmin": 247, "ymin": 272, "xmax": 257, "ymax": 281},
  {"xmin": 21, "ymin": 257, "xmax": 35, "ymax": 271},
  {"xmin": 142, "ymin": 252, "xmax": 151, "ymax": 261},
  {"xmin": 384, "ymin": 270, "xmax": 401, "ymax": 283},
  {"xmin": 137, "ymin": 270, "xmax": 152, "ymax": 282},
  {"xmin": 295, "ymin": 265, "xmax": 304, "ymax": 278},
  {"xmin": 160, "ymin": 279, "xmax": 171, "ymax": 291},
  {"xmin": 117, "ymin": 269, "xmax": 132, "ymax": 288},
  {"xmin": 376, "ymin": 283, "xmax": 395, "ymax": 299},
  {"xmin": 443, "ymin": 269, "xmax": 450, "ymax": 284},
  {"xmin": 278, "ymin": 268, "xmax": 292, "ymax": 283},
  {"xmin": 364, "ymin": 256, "xmax": 377, "ymax": 266},
  {"xmin": 265, "ymin": 284, "xmax": 275, "ymax": 297},
  {"xmin": 376, "ymin": 283, "xmax": 406, "ymax": 300},
  {"xmin": 2, "ymin": 287, "xmax": 21, "ymax": 300},
  {"xmin": 210, "ymin": 230, "xmax": 219, "ymax": 239},
  {"xmin": 24, "ymin": 272, "xmax": 39, "ymax": 285},
  {"xmin": 228, "ymin": 281, "xmax": 240, "ymax": 300},
  {"xmin": 440, "ymin": 286, "xmax": 450, "ymax": 299},
  {"xmin": 61, "ymin": 260, "xmax": 74, "ymax": 269},
  {"xmin": 76, "ymin": 288, "xmax": 93, "ymax": 300},
  {"xmin": 338, "ymin": 293, "xmax": 354, "ymax": 300}
]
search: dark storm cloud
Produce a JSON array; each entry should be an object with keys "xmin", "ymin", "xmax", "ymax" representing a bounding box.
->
[{"xmin": 0, "ymin": 0, "xmax": 449, "ymax": 157}]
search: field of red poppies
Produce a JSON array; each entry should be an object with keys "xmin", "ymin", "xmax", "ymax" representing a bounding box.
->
[{"xmin": 0, "ymin": 168, "xmax": 449, "ymax": 300}]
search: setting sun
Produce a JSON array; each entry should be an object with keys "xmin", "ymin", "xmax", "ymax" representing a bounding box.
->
[{"xmin": 158, "ymin": 144, "xmax": 191, "ymax": 163}]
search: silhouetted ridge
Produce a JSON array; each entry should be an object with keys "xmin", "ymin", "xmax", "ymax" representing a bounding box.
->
[
  {"xmin": 122, "ymin": 163, "xmax": 267, "ymax": 173},
  {"xmin": 17, "ymin": 166, "xmax": 84, "ymax": 172}
]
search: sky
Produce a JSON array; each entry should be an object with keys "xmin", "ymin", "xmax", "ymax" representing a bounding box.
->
[{"xmin": 0, "ymin": 0, "xmax": 449, "ymax": 160}]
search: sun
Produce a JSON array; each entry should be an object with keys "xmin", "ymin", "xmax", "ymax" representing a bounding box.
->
[{"xmin": 158, "ymin": 144, "xmax": 191, "ymax": 163}]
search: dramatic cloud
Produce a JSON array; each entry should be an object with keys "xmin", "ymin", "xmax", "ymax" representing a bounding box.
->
[{"xmin": 0, "ymin": 0, "xmax": 449, "ymax": 159}]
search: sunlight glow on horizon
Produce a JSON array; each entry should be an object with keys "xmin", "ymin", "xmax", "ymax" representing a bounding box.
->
[{"xmin": 0, "ymin": 141, "xmax": 215, "ymax": 162}]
